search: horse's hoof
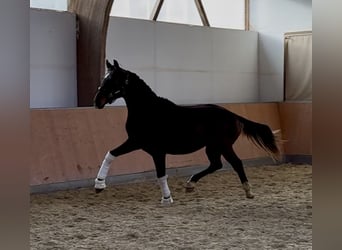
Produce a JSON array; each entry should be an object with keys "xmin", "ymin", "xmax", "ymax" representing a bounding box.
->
[
  {"xmin": 242, "ymin": 182, "xmax": 254, "ymax": 199},
  {"xmin": 185, "ymin": 182, "xmax": 195, "ymax": 193},
  {"xmin": 95, "ymin": 188, "xmax": 104, "ymax": 194},
  {"xmin": 94, "ymin": 178, "xmax": 106, "ymax": 190},
  {"xmin": 161, "ymin": 196, "xmax": 173, "ymax": 205},
  {"xmin": 185, "ymin": 186, "xmax": 195, "ymax": 193},
  {"xmin": 246, "ymin": 193, "xmax": 254, "ymax": 199},
  {"xmin": 94, "ymin": 178, "xmax": 106, "ymax": 193}
]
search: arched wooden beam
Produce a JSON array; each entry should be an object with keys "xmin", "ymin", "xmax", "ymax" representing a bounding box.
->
[{"xmin": 68, "ymin": 0, "xmax": 114, "ymax": 107}]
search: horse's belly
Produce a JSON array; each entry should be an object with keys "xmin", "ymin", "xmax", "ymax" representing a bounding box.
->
[
  {"xmin": 127, "ymin": 111, "xmax": 220, "ymax": 154},
  {"xmin": 134, "ymin": 129, "xmax": 205, "ymax": 155},
  {"xmin": 154, "ymin": 132, "xmax": 206, "ymax": 155},
  {"xmin": 165, "ymin": 141, "xmax": 205, "ymax": 155}
]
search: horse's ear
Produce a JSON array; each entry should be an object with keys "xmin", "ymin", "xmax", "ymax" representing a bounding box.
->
[
  {"xmin": 113, "ymin": 59, "xmax": 120, "ymax": 69},
  {"xmin": 106, "ymin": 59, "xmax": 114, "ymax": 70}
]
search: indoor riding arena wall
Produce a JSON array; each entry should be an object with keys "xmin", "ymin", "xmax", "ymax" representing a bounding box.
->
[
  {"xmin": 30, "ymin": 102, "xmax": 312, "ymax": 193},
  {"xmin": 29, "ymin": 9, "xmax": 311, "ymax": 193}
]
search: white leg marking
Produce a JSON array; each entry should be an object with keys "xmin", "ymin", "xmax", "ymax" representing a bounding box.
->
[
  {"xmin": 161, "ymin": 196, "xmax": 174, "ymax": 205},
  {"xmin": 158, "ymin": 175, "xmax": 173, "ymax": 204},
  {"xmin": 94, "ymin": 178, "xmax": 106, "ymax": 189},
  {"xmin": 95, "ymin": 151, "xmax": 115, "ymax": 190}
]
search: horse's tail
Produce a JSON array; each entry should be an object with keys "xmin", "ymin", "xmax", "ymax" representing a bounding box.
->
[{"xmin": 237, "ymin": 116, "xmax": 280, "ymax": 161}]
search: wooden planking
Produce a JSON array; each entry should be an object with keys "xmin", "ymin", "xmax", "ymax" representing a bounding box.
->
[
  {"xmin": 31, "ymin": 108, "xmax": 152, "ymax": 185},
  {"xmin": 278, "ymin": 102, "xmax": 312, "ymax": 155},
  {"xmin": 31, "ymin": 103, "xmax": 285, "ymax": 186}
]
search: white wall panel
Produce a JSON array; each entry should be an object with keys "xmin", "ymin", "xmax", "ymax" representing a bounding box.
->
[
  {"xmin": 258, "ymin": 75, "xmax": 284, "ymax": 101},
  {"xmin": 30, "ymin": 9, "xmax": 77, "ymax": 108},
  {"xmin": 155, "ymin": 22, "xmax": 212, "ymax": 72},
  {"xmin": 106, "ymin": 17, "xmax": 258, "ymax": 105},
  {"xmin": 106, "ymin": 17, "xmax": 155, "ymax": 70},
  {"xmin": 212, "ymin": 72, "xmax": 259, "ymax": 103},
  {"xmin": 212, "ymin": 29, "xmax": 258, "ymax": 72},
  {"xmin": 155, "ymin": 71, "xmax": 213, "ymax": 104}
]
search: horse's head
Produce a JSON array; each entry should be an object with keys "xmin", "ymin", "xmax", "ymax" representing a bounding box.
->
[{"xmin": 94, "ymin": 59, "xmax": 128, "ymax": 109}]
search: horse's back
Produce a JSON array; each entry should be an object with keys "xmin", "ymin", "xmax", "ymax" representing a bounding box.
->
[
  {"xmin": 126, "ymin": 101, "xmax": 241, "ymax": 154},
  {"xmin": 178, "ymin": 103, "xmax": 237, "ymax": 123},
  {"xmin": 162, "ymin": 103, "xmax": 240, "ymax": 150}
]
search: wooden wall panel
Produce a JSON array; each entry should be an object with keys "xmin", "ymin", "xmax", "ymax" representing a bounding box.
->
[
  {"xmin": 31, "ymin": 108, "xmax": 146, "ymax": 185},
  {"xmin": 30, "ymin": 103, "xmax": 282, "ymax": 186},
  {"xmin": 279, "ymin": 102, "xmax": 312, "ymax": 155}
]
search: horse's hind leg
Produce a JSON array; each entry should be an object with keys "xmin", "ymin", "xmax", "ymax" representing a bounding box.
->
[
  {"xmin": 186, "ymin": 147, "xmax": 222, "ymax": 192},
  {"xmin": 222, "ymin": 147, "xmax": 254, "ymax": 199}
]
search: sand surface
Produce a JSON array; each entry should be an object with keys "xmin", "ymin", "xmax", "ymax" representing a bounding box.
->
[{"xmin": 30, "ymin": 164, "xmax": 312, "ymax": 249}]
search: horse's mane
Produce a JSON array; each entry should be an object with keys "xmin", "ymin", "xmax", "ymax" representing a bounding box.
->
[
  {"xmin": 128, "ymin": 71, "xmax": 176, "ymax": 107},
  {"xmin": 128, "ymin": 72, "xmax": 155, "ymax": 97}
]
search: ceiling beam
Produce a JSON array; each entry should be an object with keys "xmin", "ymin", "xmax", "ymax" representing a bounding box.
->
[
  {"xmin": 150, "ymin": 0, "xmax": 164, "ymax": 21},
  {"xmin": 194, "ymin": 0, "xmax": 210, "ymax": 27},
  {"xmin": 245, "ymin": 0, "xmax": 250, "ymax": 30}
]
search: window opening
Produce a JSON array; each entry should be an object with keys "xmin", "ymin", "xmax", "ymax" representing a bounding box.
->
[
  {"xmin": 202, "ymin": 0, "xmax": 245, "ymax": 30},
  {"xmin": 110, "ymin": 0, "xmax": 157, "ymax": 21}
]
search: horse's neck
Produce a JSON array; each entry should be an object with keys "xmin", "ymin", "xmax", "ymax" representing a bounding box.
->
[{"xmin": 124, "ymin": 73, "xmax": 159, "ymax": 110}]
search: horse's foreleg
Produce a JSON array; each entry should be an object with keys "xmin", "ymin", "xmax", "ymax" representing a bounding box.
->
[
  {"xmin": 95, "ymin": 151, "xmax": 115, "ymax": 192},
  {"xmin": 95, "ymin": 139, "xmax": 139, "ymax": 193},
  {"xmin": 158, "ymin": 175, "xmax": 173, "ymax": 205},
  {"xmin": 152, "ymin": 154, "xmax": 173, "ymax": 205}
]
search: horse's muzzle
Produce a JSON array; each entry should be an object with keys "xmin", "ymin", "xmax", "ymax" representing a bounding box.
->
[{"xmin": 94, "ymin": 93, "xmax": 107, "ymax": 109}]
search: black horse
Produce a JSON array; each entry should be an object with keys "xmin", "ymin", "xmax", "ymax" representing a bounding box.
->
[{"xmin": 93, "ymin": 59, "xmax": 279, "ymax": 204}]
